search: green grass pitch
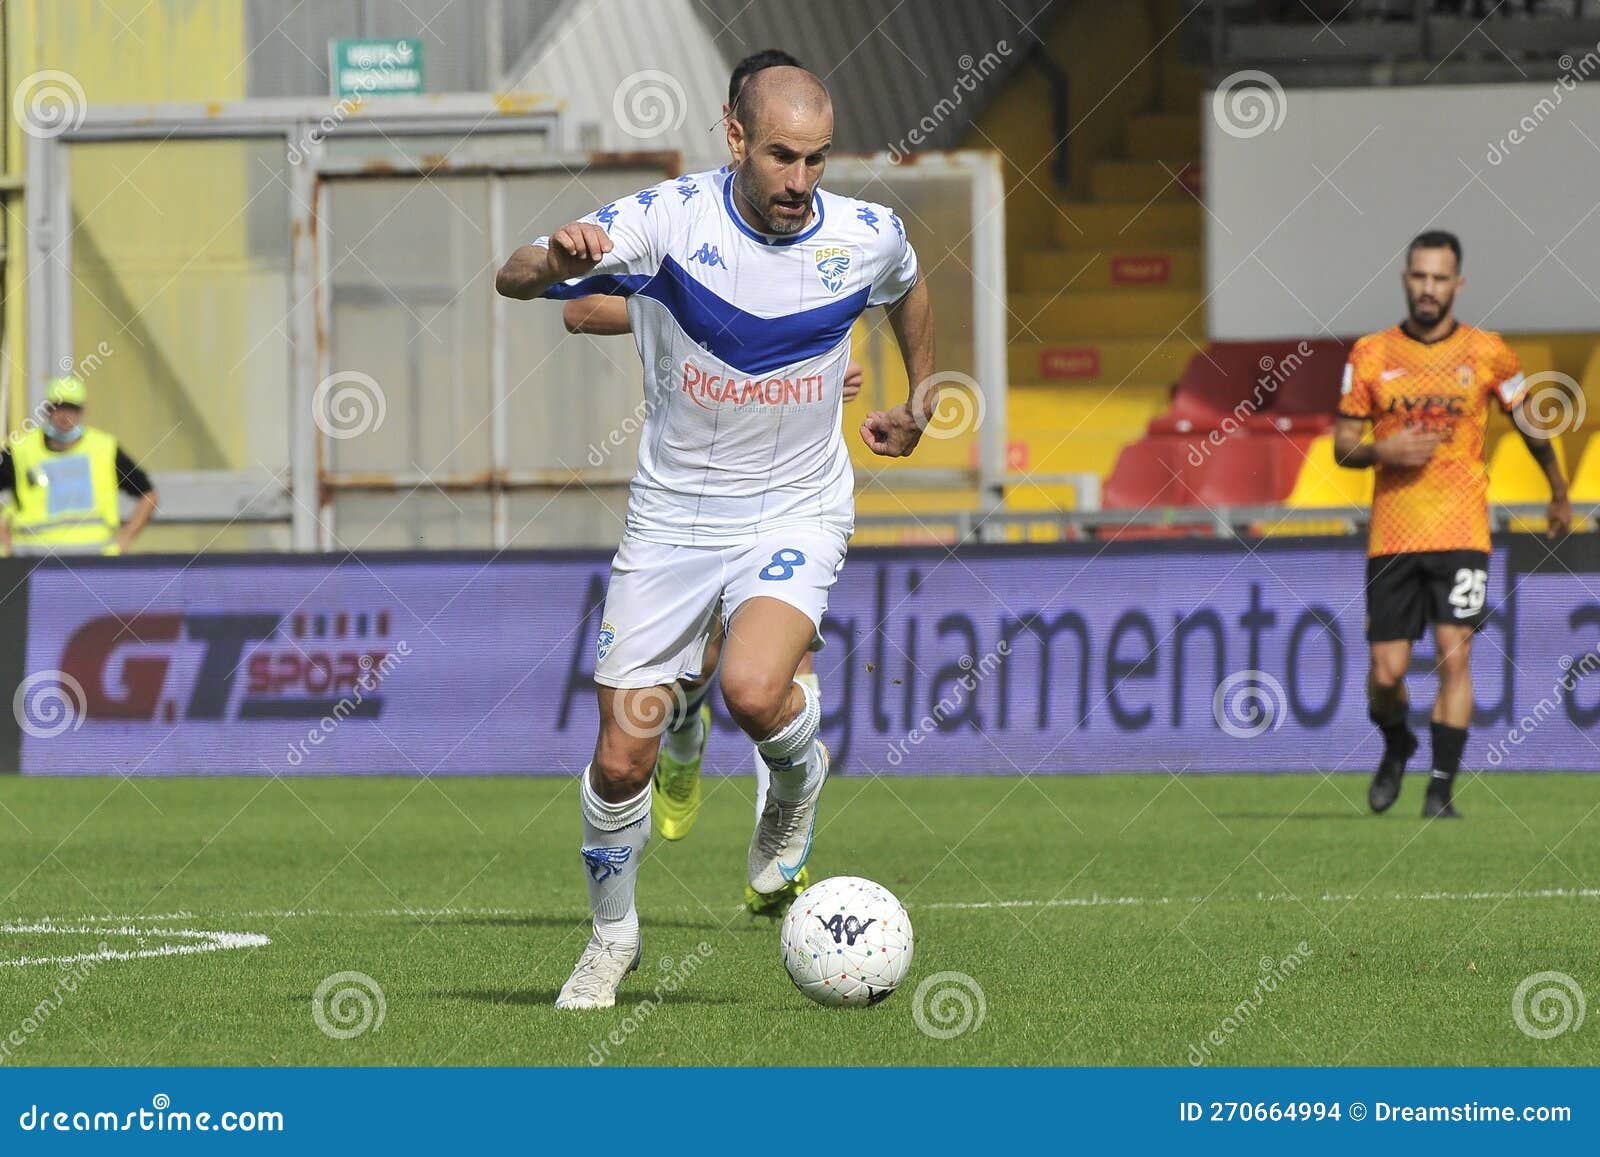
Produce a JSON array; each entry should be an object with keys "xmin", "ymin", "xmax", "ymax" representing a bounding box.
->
[{"xmin": 0, "ymin": 772, "xmax": 1594, "ymax": 1066}]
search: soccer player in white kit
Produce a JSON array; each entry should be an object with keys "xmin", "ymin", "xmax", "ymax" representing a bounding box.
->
[{"xmin": 496, "ymin": 66, "xmax": 936, "ymax": 1009}]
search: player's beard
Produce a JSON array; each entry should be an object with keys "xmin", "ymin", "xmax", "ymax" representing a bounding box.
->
[
  {"xmin": 1407, "ymin": 290, "xmax": 1452, "ymax": 327},
  {"xmin": 732, "ymin": 167, "xmax": 810, "ymax": 235}
]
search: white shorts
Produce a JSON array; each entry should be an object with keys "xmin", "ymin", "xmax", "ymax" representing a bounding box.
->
[{"xmin": 593, "ymin": 526, "xmax": 849, "ymax": 689}]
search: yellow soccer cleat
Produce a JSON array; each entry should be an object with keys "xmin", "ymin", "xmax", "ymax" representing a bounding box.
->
[
  {"xmin": 652, "ymin": 703, "xmax": 709, "ymax": 841},
  {"xmin": 745, "ymin": 865, "xmax": 809, "ymax": 919}
]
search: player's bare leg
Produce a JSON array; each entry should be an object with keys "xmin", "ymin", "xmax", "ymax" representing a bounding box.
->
[
  {"xmin": 556, "ymin": 685, "xmax": 670, "ymax": 1010},
  {"xmin": 1367, "ymin": 639, "xmax": 1417, "ymax": 813},
  {"xmin": 1424, "ymin": 624, "xmax": 1473, "ymax": 819},
  {"xmin": 721, "ymin": 597, "xmax": 829, "ymax": 897}
]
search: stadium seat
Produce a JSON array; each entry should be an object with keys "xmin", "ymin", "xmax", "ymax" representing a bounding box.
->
[
  {"xmin": 1102, "ymin": 437, "xmax": 1189, "ymax": 509},
  {"xmin": 1260, "ymin": 433, "xmax": 1371, "ymax": 536},
  {"xmin": 1569, "ymin": 436, "xmax": 1600, "ymax": 506},
  {"xmin": 1488, "ymin": 432, "xmax": 1567, "ymax": 533}
]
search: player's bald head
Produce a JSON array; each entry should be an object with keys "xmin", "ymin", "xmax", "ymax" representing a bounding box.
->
[{"xmin": 734, "ymin": 65, "xmax": 831, "ymax": 141}]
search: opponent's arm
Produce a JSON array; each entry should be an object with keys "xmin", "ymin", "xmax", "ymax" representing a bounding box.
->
[
  {"xmin": 860, "ymin": 278, "xmax": 933, "ymax": 458},
  {"xmin": 564, "ymin": 296, "xmax": 632, "ymax": 335},
  {"xmin": 1333, "ymin": 415, "xmax": 1439, "ymax": 470},
  {"xmin": 1513, "ymin": 405, "xmax": 1573, "ymax": 537},
  {"xmin": 495, "ymin": 222, "xmax": 614, "ymax": 301}
]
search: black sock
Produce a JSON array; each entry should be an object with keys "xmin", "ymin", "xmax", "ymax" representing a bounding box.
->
[
  {"xmin": 1368, "ymin": 681, "xmax": 1412, "ymax": 754},
  {"xmin": 1429, "ymin": 722, "xmax": 1467, "ymax": 797}
]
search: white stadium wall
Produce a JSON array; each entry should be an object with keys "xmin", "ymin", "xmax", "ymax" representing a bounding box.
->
[{"xmin": 1204, "ymin": 82, "xmax": 1600, "ymax": 340}]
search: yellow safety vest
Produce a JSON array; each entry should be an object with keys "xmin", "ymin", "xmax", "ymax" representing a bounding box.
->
[{"xmin": 6, "ymin": 426, "xmax": 121, "ymax": 549}]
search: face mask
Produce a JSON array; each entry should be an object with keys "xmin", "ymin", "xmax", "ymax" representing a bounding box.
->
[{"xmin": 49, "ymin": 422, "xmax": 84, "ymax": 446}]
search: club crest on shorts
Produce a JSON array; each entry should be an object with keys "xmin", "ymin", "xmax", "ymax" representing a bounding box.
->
[
  {"xmin": 597, "ymin": 620, "xmax": 617, "ymax": 662},
  {"xmin": 814, "ymin": 245, "xmax": 851, "ymax": 294}
]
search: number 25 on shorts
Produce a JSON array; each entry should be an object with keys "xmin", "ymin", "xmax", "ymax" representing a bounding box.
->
[{"xmin": 759, "ymin": 549, "xmax": 808, "ymax": 582}]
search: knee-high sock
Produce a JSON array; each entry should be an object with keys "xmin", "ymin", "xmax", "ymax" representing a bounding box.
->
[
  {"xmin": 661, "ymin": 679, "xmax": 711, "ymax": 763},
  {"xmin": 1428, "ymin": 722, "xmax": 1467, "ymax": 797},
  {"xmin": 757, "ymin": 677, "xmax": 822, "ymax": 803},
  {"xmin": 753, "ymin": 673, "xmax": 819, "ymax": 815},
  {"xmin": 1368, "ymin": 676, "xmax": 1411, "ymax": 752},
  {"xmin": 579, "ymin": 768, "xmax": 651, "ymax": 950}
]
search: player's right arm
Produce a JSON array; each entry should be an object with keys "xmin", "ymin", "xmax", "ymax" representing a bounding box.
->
[
  {"xmin": 1333, "ymin": 341, "xmax": 1438, "ymax": 470},
  {"xmin": 495, "ymin": 222, "xmax": 615, "ymax": 300}
]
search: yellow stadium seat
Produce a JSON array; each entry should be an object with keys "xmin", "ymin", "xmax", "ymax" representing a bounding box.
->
[
  {"xmin": 1488, "ymin": 433, "xmax": 1567, "ymax": 533},
  {"xmin": 1260, "ymin": 434, "xmax": 1371, "ymax": 537},
  {"xmin": 1570, "ymin": 437, "xmax": 1600, "ymax": 507}
]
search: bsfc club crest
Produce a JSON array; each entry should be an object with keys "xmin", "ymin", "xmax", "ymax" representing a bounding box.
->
[{"xmin": 814, "ymin": 245, "xmax": 851, "ymax": 294}]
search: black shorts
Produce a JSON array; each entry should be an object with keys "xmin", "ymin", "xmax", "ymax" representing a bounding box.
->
[{"xmin": 1365, "ymin": 550, "xmax": 1491, "ymax": 642}]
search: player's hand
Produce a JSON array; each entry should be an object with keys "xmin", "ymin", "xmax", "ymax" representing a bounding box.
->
[
  {"xmin": 1375, "ymin": 427, "xmax": 1440, "ymax": 469},
  {"xmin": 1548, "ymin": 494, "xmax": 1573, "ymax": 538},
  {"xmin": 545, "ymin": 221, "xmax": 613, "ymax": 279},
  {"xmin": 843, "ymin": 360, "xmax": 864, "ymax": 404},
  {"xmin": 860, "ymin": 404, "xmax": 922, "ymax": 457}
]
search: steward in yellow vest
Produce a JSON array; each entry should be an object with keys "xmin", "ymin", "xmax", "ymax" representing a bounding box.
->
[{"xmin": 0, "ymin": 376, "xmax": 158, "ymax": 556}]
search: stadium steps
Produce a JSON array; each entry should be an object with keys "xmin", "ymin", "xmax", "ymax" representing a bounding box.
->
[
  {"xmin": 1051, "ymin": 202, "xmax": 1201, "ymax": 248},
  {"xmin": 1009, "ymin": 288, "xmax": 1203, "ymax": 341},
  {"xmin": 1017, "ymin": 248, "xmax": 1202, "ymax": 293},
  {"xmin": 1089, "ymin": 159, "xmax": 1200, "ymax": 202},
  {"xmin": 1007, "ymin": 337, "xmax": 1194, "ymax": 390}
]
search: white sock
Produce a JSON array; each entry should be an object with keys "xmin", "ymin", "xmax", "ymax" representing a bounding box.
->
[
  {"xmin": 660, "ymin": 681, "xmax": 709, "ymax": 763},
  {"xmin": 579, "ymin": 767, "xmax": 650, "ymax": 951},
  {"xmin": 756, "ymin": 677, "xmax": 822, "ymax": 803},
  {"xmin": 755, "ymin": 672, "xmax": 819, "ymax": 815}
]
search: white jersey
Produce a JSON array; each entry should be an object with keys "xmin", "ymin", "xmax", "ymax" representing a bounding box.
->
[{"xmin": 536, "ymin": 167, "xmax": 919, "ymax": 546}]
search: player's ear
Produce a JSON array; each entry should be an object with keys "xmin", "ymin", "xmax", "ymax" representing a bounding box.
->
[{"xmin": 727, "ymin": 114, "xmax": 746, "ymax": 165}]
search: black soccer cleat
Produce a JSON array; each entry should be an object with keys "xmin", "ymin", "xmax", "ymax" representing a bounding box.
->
[
  {"xmin": 1367, "ymin": 729, "xmax": 1417, "ymax": 814},
  {"xmin": 1422, "ymin": 788, "xmax": 1461, "ymax": 820}
]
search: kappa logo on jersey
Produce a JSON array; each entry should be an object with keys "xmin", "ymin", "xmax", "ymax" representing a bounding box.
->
[
  {"xmin": 689, "ymin": 243, "xmax": 728, "ymax": 269},
  {"xmin": 635, "ymin": 189, "xmax": 659, "ymax": 212},
  {"xmin": 581, "ymin": 845, "xmax": 631, "ymax": 882},
  {"xmin": 814, "ymin": 245, "xmax": 852, "ymax": 294},
  {"xmin": 597, "ymin": 620, "xmax": 617, "ymax": 662},
  {"xmin": 594, "ymin": 203, "xmax": 619, "ymax": 229},
  {"xmin": 856, "ymin": 206, "xmax": 880, "ymax": 233}
]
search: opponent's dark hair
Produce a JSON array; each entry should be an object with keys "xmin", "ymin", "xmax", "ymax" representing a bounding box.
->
[
  {"xmin": 1407, "ymin": 230, "xmax": 1462, "ymax": 269},
  {"xmin": 728, "ymin": 49, "xmax": 803, "ymax": 109}
]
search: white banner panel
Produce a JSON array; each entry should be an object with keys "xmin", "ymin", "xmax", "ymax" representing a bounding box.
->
[{"xmin": 1204, "ymin": 82, "xmax": 1600, "ymax": 339}]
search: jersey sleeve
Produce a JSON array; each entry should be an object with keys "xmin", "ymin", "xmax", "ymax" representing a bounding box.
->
[
  {"xmin": 532, "ymin": 183, "xmax": 670, "ymax": 299},
  {"xmin": 1487, "ymin": 336, "xmax": 1527, "ymax": 410},
  {"xmin": 1337, "ymin": 340, "xmax": 1377, "ymax": 420},
  {"xmin": 867, "ymin": 207, "xmax": 919, "ymax": 308}
]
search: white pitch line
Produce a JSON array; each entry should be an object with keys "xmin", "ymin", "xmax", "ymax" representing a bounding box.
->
[
  {"xmin": 13, "ymin": 886, "xmax": 1600, "ymax": 932},
  {"xmin": 921, "ymin": 886, "xmax": 1600, "ymax": 911},
  {"xmin": 0, "ymin": 921, "xmax": 271, "ymax": 968}
]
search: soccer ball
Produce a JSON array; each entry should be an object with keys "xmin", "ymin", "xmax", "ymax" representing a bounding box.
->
[{"xmin": 780, "ymin": 876, "xmax": 913, "ymax": 1007}]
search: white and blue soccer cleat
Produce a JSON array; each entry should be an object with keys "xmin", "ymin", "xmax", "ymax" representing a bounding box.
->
[
  {"xmin": 555, "ymin": 935, "xmax": 642, "ymax": 1010},
  {"xmin": 746, "ymin": 742, "xmax": 829, "ymax": 897}
]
